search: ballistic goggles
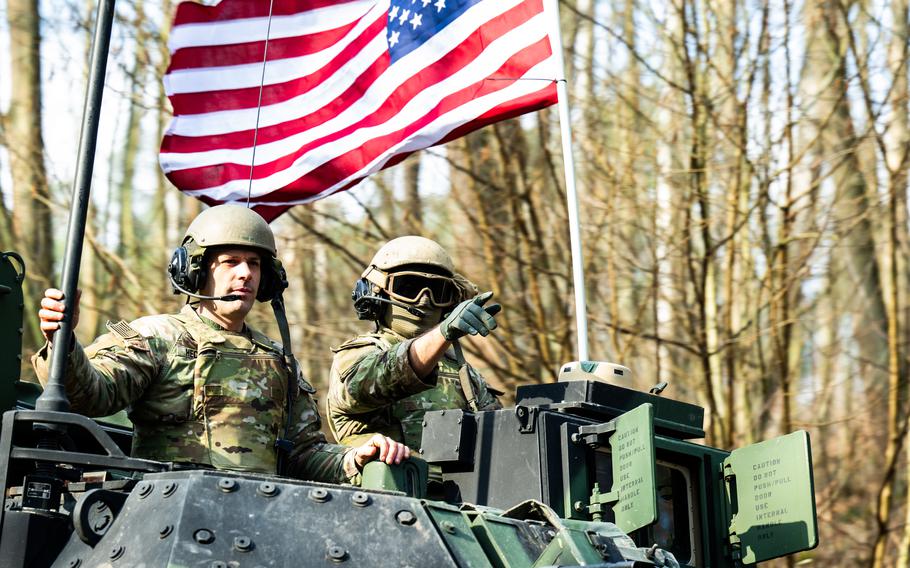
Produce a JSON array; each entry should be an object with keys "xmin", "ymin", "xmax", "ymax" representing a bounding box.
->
[{"xmin": 385, "ymin": 270, "xmax": 460, "ymax": 307}]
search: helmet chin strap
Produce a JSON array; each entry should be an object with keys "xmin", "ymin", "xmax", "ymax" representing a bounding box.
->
[{"xmin": 270, "ymin": 292, "xmax": 297, "ymax": 475}]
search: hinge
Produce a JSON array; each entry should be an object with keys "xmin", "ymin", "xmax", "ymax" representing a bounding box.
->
[
  {"xmin": 723, "ymin": 461, "xmax": 743, "ymax": 563},
  {"xmin": 515, "ymin": 405, "xmax": 538, "ymax": 433}
]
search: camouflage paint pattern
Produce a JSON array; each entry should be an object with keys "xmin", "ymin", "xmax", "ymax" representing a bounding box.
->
[
  {"xmin": 327, "ymin": 328, "xmax": 500, "ymax": 451},
  {"xmin": 33, "ymin": 305, "xmax": 356, "ymax": 482}
]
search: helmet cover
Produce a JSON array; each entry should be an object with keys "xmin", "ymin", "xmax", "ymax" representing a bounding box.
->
[
  {"xmin": 183, "ymin": 204, "xmax": 277, "ymax": 257},
  {"xmin": 362, "ymin": 236, "xmax": 454, "ymax": 289}
]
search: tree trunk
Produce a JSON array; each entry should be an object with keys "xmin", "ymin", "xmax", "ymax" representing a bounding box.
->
[
  {"xmin": 891, "ymin": 0, "xmax": 910, "ymax": 563},
  {"xmin": 799, "ymin": 1, "xmax": 889, "ymax": 562},
  {"xmin": 402, "ymin": 155, "xmax": 422, "ymax": 233},
  {"xmin": 154, "ymin": 82, "xmax": 171, "ymax": 307},
  {"xmin": 877, "ymin": 0, "xmax": 910, "ymax": 563},
  {"xmin": 676, "ymin": 0, "xmax": 724, "ymax": 443},
  {"xmin": 117, "ymin": 0, "xmax": 148, "ymax": 266},
  {"xmin": 0, "ymin": 177, "xmax": 13, "ymax": 250},
  {"xmin": 6, "ymin": 0, "xmax": 53, "ymax": 349}
]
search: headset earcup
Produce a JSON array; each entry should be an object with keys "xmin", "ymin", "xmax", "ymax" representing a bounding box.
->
[
  {"xmin": 186, "ymin": 250, "xmax": 206, "ymax": 293},
  {"xmin": 351, "ymin": 278, "xmax": 385, "ymax": 320},
  {"xmin": 258, "ymin": 268, "xmax": 272, "ymax": 302},
  {"xmin": 257, "ymin": 258, "xmax": 288, "ymax": 302},
  {"xmin": 168, "ymin": 247, "xmax": 191, "ymax": 293}
]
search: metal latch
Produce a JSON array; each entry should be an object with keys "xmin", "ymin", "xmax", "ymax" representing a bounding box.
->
[
  {"xmin": 577, "ymin": 482, "xmax": 618, "ymax": 523},
  {"xmin": 570, "ymin": 419, "xmax": 617, "ymax": 449}
]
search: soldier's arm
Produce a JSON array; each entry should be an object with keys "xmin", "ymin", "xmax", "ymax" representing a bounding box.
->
[
  {"xmin": 406, "ymin": 327, "xmax": 450, "ymax": 378},
  {"xmin": 283, "ymin": 390, "xmax": 409, "ymax": 484},
  {"xmin": 329, "ymin": 341, "xmax": 436, "ymax": 415},
  {"xmin": 31, "ymin": 324, "xmax": 160, "ymax": 418},
  {"xmin": 284, "ymin": 388, "xmax": 359, "ymax": 483},
  {"xmin": 399, "ymin": 291, "xmax": 503, "ymax": 380}
]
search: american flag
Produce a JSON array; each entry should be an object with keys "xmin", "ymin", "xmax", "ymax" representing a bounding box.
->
[{"xmin": 160, "ymin": 0, "xmax": 558, "ymax": 221}]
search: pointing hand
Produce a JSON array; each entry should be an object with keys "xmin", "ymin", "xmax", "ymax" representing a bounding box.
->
[{"xmin": 439, "ymin": 291, "xmax": 501, "ymax": 341}]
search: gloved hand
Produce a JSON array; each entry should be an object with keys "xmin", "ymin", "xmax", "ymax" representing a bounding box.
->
[{"xmin": 439, "ymin": 291, "xmax": 502, "ymax": 340}]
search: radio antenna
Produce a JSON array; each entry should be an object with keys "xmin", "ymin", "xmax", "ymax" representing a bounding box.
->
[{"xmin": 246, "ymin": 0, "xmax": 276, "ymax": 208}]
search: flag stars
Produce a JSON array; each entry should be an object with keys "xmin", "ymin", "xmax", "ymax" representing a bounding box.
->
[{"xmin": 387, "ymin": 0, "xmax": 451, "ymax": 52}]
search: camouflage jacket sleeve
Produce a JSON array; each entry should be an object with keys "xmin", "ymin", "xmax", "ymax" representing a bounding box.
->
[
  {"xmin": 328, "ymin": 338, "xmax": 436, "ymax": 416},
  {"xmin": 31, "ymin": 324, "xmax": 162, "ymax": 418},
  {"xmin": 284, "ymin": 373, "xmax": 360, "ymax": 484}
]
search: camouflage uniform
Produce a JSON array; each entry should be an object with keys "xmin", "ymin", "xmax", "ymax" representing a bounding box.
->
[
  {"xmin": 328, "ymin": 327, "xmax": 501, "ymax": 451},
  {"xmin": 33, "ymin": 305, "xmax": 358, "ymax": 483}
]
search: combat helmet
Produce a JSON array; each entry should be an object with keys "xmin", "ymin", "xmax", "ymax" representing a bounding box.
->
[
  {"xmin": 183, "ymin": 204, "xmax": 277, "ymax": 257},
  {"xmin": 363, "ymin": 236, "xmax": 454, "ymax": 280},
  {"xmin": 168, "ymin": 204, "xmax": 286, "ymax": 302},
  {"xmin": 353, "ymin": 236, "xmax": 470, "ymax": 320}
]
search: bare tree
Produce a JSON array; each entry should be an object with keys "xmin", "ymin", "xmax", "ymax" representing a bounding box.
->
[{"xmin": 4, "ymin": 0, "xmax": 53, "ymax": 349}]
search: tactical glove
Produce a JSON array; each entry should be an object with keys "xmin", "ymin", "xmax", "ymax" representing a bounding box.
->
[{"xmin": 439, "ymin": 291, "xmax": 502, "ymax": 340}]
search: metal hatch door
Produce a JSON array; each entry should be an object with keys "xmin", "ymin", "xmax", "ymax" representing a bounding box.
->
[
  {"xmin": 581, "ymin": 403, "xmax": 658, "ymax": 533},
  {"xmin": 722, "ymin": 430, "xmax": 819, "ymax": 564},
  {"xmin": 609, "ymin": 403, "xmax": 658, "ymax": 533}
]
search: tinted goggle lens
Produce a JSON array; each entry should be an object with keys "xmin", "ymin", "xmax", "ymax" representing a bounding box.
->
[{"xmin": 388, "ymin": 272, "xmax": 458, "ymax": 306}]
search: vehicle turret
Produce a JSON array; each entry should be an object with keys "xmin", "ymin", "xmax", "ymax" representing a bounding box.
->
[{"xmin": 421, "ymin": 362, "xmax": 819, "ymax": 566}]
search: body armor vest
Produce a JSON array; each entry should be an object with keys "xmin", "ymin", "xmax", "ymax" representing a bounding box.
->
[
  {"xmin": 130, "ymin": 313, "xmax": 292, "ymax": 472},
  {"xmin": 337, "ymin": 332, "xmax": 485, "ymax": 451}
]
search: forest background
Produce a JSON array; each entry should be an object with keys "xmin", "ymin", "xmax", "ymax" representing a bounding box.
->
[{"xmin": 2, "ymin": 0, "xmax": 909, "ymax": 565}]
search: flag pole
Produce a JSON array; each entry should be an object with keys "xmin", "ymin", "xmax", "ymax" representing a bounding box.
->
[
  {"xmin": 545, "ymin": 0, "xmax": 589, "ymax": 362},
  {"xmin": 39, "ymin": 0, "xmax": 118, "ymax": 413}
]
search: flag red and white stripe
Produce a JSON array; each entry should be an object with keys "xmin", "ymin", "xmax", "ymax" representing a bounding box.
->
[{"xmin": 160, "ymin": 0, "xmax": 558, "ymax": 221}]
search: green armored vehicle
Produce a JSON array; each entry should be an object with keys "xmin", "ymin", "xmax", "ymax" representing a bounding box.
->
[
  {"xmin": 0, "ymin": 250, "xmax": 817, "ymax": 567},
  {"xmin": 0, "ymin": 0, "xmax": 818, "ymax": 564},
  {"xmin": 421, "ymin": 361, "xmax": 819, "ymax": 566}
]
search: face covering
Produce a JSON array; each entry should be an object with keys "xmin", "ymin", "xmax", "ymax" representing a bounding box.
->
[{"xmin": 383, "ymin": 294, "xmax": 443, "ymax": 338}]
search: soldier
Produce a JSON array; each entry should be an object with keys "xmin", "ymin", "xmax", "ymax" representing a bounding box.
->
[
  {"xmin": 327, "ymin": 236, "xmax": 502, "ymax": 453},
  {"xmin": 33, "ymin": 204, "xmax": 408, "ymax": 483}
]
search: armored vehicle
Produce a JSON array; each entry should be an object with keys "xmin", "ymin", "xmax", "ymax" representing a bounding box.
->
[
  {"xmin": 0, "ymin": 251, "xmax": 817, "ymax": 567},
  {"xmin": 0, "ymin": 0, "xmax": 818, "ymax": 564}
]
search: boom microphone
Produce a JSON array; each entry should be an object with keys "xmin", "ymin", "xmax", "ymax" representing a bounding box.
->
[
  {"xmin": 355, "ymin": 295, "xmax": 425, "ymax": 317},
  {"xmin": 169, "ymin": 275, "xmax": 242, "ymax": 302}
]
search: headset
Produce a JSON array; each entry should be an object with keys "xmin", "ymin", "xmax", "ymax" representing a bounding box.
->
[
  {"xmin": 168, "ymin": 243, "xmax": 288, "ymax": 303},
  {"xmin": 351, "ymin": 277, "xmax": 424, "ymax": 320}
]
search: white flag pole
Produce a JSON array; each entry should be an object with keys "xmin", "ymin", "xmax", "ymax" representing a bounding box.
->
[{"xmin": 545, "ymin": 0, "xmax": 589, "ymax": 362}]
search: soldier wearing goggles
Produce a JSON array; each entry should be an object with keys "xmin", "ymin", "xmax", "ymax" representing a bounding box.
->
[{"xmin": 327, "ymin": 236, "xmax": 503, "ymax": 457}]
